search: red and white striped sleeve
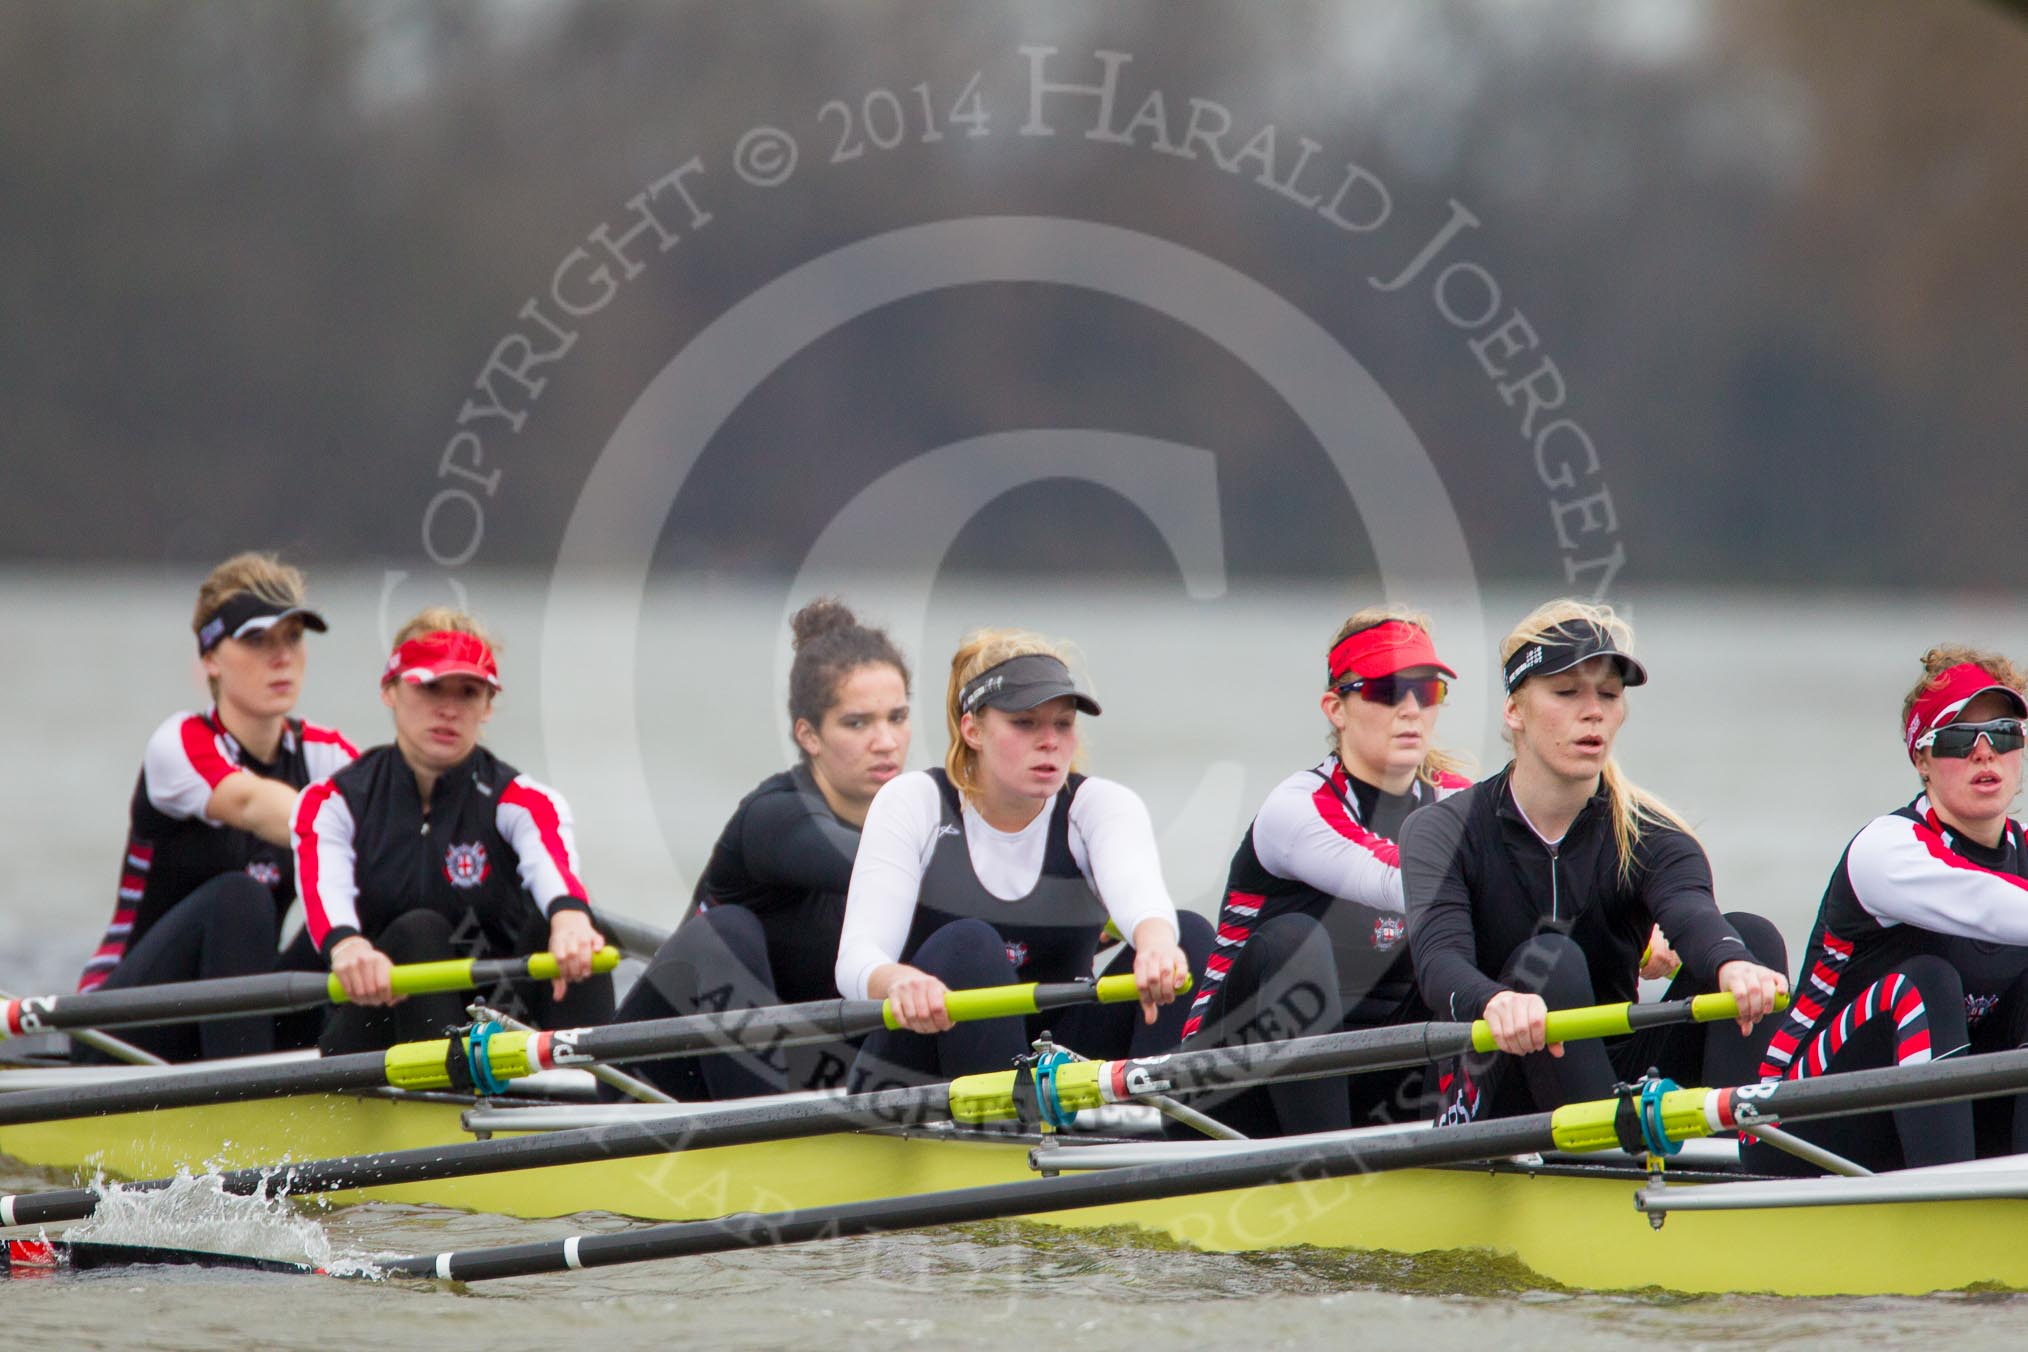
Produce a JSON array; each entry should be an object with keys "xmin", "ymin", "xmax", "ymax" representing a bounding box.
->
[
  {"xmin": 300, "ymin": 721, "xmax": 361, "ymax": 780},
  {"xmin": 142, "ymin": 712, "xmax": 241, "ymax": 823},
  {"xmin": 1847, "ymin": 812, "xmax": 2028, "ymax": 945},
  {"xmin": 498, "ymin": 776, "xmax": 591, "ymax": 916},
  {"xmin": 1252, "ymin": 769, "xmax": 1407, "ymax": 912},
  {"xmin": 293, "ymin": 781, "xmax": 361, "ymax": 951}
]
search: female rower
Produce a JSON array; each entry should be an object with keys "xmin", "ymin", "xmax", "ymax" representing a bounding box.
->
[
  {"xmin": 292, "ymin": 607, "xmax": 612, "ymax": 1052},
  {"xmin": 1402, "ymin": 599, "xmax": 1788, "ymax": 1122},
  {"xmin": 79, "ymin": 551, "xmax": 355, "ymax": 1061},
  {"xmin": 613, "ymin": 598, "xmax": 912, "ymax": 1099},
  {"xmin": 837, "ymin": 630, "xmax": 1214, "ymax": 1089},
  {"xmin": 1748, "ymin": 647, "xmax": 2028, "ymax": 1173},
  {"xmin": 1178, "ymin": 606, "xmax": 1472, "ymax": 1136}
]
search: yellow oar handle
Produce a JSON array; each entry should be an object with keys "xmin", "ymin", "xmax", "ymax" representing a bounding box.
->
[
  {"xmin": 882, "ymin": 971, "xmax": 1191, "ymax": 1030},
  {"xmin": 328, "ymin": 947, "xmax": 622, "ymax": 1004},
  {"xmin": 1468, "ymin": 990, "xmax": 1790, "ymax": 1054}
]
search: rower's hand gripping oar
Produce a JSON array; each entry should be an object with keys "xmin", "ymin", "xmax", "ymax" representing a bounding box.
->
[
  {"xmin": 0, "ymin": 972, "xmax": 1169, "ymax": 1126},
  {"xmin": 0, "ymin": 949, "xmax": 624, "ymax": 1038}
]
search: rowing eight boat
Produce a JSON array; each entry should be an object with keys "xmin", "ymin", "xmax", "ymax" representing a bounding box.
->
[{"xmin": 4, "ymin": 1056, "xmax": 2026, "ymax": 1296}]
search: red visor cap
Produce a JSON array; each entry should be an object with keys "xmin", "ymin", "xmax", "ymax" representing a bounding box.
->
[
  {"xmin": 1328, "ymin": 619, "xmax": 1458, "ymax": 685},
  {"xmin": 1904, "ymin": 662, "xmax": 2027, "ymax": 759},
  {"xmin": 381, "ymin": 631, "xmax": 502, "ymax": 691}
]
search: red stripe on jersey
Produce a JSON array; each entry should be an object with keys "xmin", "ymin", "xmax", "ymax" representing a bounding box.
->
[
  {"xmin": 1791, "ymin": 993, "xmax": 1822, "ymax": 1022},
  {"xmin": 1434, "ymin": 771, "xmax": 1472, "ymax": 792},
  {"xmin": 302, "ymin": 722, "xmax": 361, "ymax": 758},
  {"xmin": 1897, "ymin": 1030, "xmax": 1932, "ymax": 1062},
  {"xmin": 295, "ymin": 781, "xmax": 341, "ymax": 947},
  {"xmin": 1910, "ymin": 819, "xmax": 2028, "ymax": 896},
  {"xmin": 127, "ymin": 842, "xmax": 154, "ymax": 864},
  {"xmin": 1216, "ymin": 923, "xmax": 1251, "ymax": 946},
  {"xmin": 178, "ymin": 715, "xmax": 239, "ymax": 789},
  {"xmin": 500, "ymin": 782, "xmax": 588, "ymax": 900},
  {"xmin": 1204, "ymin": 951, "xmax": 1233, "ymax": 977},
  {"xmin": 1820, "ymin": 930, "xmax": 1855, "ymax": 958},
  {"xmin": 1311, "ymin": 768, "xmax": 1401, "ymax": 865}
]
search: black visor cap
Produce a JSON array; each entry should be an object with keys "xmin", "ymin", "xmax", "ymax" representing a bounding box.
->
[
  {"xmin": 1501, "ymin": 621, "xmax": 1648, "ymax": 694},
  {"xmin": 197, "ymin": 594, "xmax": 329, "ymax": 653},
  {"xmin": 958, "ymin": 653, "xmax": 1102, "ymax": 717}
]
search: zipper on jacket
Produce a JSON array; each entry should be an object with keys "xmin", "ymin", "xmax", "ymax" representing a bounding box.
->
[{"xmin": 1547, "ymin": 841, "xmax": 1560, "ymax": 923}]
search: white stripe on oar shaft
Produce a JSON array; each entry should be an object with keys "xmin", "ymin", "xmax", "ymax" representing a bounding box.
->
[
  {"xmin": 436, "ymin": 1252, "xmax": 454, "ymax": 1280},
  {"xmin": 2, "ymin": 1195, "xmax": 15, "ymax": 1227},
  {"xmin": 564, "ymin": 1237, "xmax": 584, "ymax": 1270}
]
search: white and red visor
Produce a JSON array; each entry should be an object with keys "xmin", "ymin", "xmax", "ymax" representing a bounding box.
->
[
  {"xmin": 381, "ymin": 631, "xmax": 502, "ymax": 691},
  {"xmin": 1904, "ymin": 661, "xmax": 2027, "ymax": 760}
]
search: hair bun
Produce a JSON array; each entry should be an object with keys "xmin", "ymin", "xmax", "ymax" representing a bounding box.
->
[{"xmin": 790, "ymin": 597, "xmax": 858, "ymax": 651}]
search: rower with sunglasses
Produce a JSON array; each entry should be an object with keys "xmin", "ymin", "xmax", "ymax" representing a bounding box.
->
[
  {"xmin": 1748, "ymin": 648, "xmax": 2028, "ymax": 1173},
  {"xmin": 1401, "ymin": 599, "xmax": 1789, "ymax": 1124},
  {"xmin": 1176, "ymin": 608, "xmax": 1473, "ymax": 1135}
]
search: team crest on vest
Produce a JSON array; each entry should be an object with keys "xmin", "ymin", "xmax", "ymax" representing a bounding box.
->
[
  {"xmin": 444, "ymin": 841, "xmax": 491, "ymax": 889},
  {"xmin": 244, "ymin": 859, "xmax": 282, "ymax": 887},
  {"xmin": 1004, "ymin": 940, "xmax": 1030, "ymax": 968},
  {"xmin": 1371, "ymin": 914, "xmax": 1406, "ymax": 951}
]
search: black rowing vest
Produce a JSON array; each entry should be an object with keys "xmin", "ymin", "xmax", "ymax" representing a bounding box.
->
[{"xmin": 901, "ymin": 769, "xmax": 1108, "ymax": 982}]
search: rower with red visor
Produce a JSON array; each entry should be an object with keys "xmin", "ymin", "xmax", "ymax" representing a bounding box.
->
[
  {"xmin": 1177, "ymin": 606, "xmax": 1475, "ymax": 1136},
  {"xmin": 1748, "ymin": 646, "xmax": 2028, "ymax": 1174},
  {"xmin": 292, "ymin": 608, "xmax": 612, "ymax": 1053}
]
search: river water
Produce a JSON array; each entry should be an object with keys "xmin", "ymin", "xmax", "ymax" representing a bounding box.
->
[{"xmin": 4, "ymin": 568, "xmax": 2027, "ymax": 1346}]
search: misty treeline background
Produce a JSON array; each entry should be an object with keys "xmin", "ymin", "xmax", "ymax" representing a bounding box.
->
[{"xmin": 3, "ymin": 0, "xmax": 2024, "ymax": 590}]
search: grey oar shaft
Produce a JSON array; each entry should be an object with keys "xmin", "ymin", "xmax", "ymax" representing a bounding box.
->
[
  {"xmin": 384, "ymin": 1114, "xmax": 1559, "ymax": 1281},
  {"xmin": 0, "ymin": 1051, "xmax": 387, "ymax": 1126},
  {"xmin": 0, "ymin": 989, "xmax": 166, "ymax": 1067},
  {"xmin": 1, "ymin": 973, "xmax": 334, "ymax": 1035},
  {"xmin": 594, "ymin": 913, "xmax": 672, "ymax": 962}
]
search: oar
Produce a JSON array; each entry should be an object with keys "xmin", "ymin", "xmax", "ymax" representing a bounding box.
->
[
  {"xmin": 0, "ymin": 950, "xmax": 623, "ymax": 1038},
  {"xmin": 376, "ymin": 1041, "xmax": 2028, "ymax": 1282},
  {"xmin": 0, "ymin": 990, "xmax": 1742, "ymax": 1226},
  {"xmin": 591, "ymin": 911, "xmax": 672, "ymax": 962},
  {"xmin": 0, "ymin": 972, "xmax": 1170, "ymax": 1126}
]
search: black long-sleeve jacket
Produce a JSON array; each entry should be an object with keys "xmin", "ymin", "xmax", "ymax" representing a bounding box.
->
[{"xmin": 1401, "ymin": 764, "xmax": 1751, "ymax": 1021}]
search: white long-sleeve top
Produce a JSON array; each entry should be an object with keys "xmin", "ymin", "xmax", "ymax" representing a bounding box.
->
[{"xmin": 834, "ymin": 771, "xmax": 1180, "ymax": 1000}]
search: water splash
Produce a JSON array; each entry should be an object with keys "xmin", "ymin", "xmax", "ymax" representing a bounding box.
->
[{"xmin": 61, "ymin": 1169, "xmax": 380, "ymax": 1277}]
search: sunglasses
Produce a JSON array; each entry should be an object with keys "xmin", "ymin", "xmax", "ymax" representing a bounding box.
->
[
  {"xmin": 1917, "ymin": 717, "xmax": 2027, "ymax": 758},
  {"xmin": 1333, "ymin": 675, "xmax": 1449, "ymax": 707}
]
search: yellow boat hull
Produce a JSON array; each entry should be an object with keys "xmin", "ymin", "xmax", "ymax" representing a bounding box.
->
[{"xmin": 4, "ymin": 1091, "xmax": 2026, "ymax": 1296}]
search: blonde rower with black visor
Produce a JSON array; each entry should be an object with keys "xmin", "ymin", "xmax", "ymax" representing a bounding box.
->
[
  {"xmin": 1402, "ymin": 600, "xmax": 1789, "ymax": 1123},
  {"xmin": 837, "ymin": 631, "xmax": 1214, "ymax": 1090}
]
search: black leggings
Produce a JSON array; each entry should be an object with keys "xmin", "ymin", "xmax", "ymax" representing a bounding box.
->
[
  {"xmin": 318, "ymin": 908, "xmax": 617, "ymax": 1055},
  {"xmin": 1436, "ymin": 912, "xmax": 1789, "ymax": 1123},
  {"xmin": 1741, "ymin": 954, "xmax": 2028, "ymax": 1174},
  {"xmin": 606, "ymin": 905, "xmax": 856, "ymax": 1101},
  {"xmin": 77, "ymin": 874, "xmax": 321, "ymax": 1063},
  {"xmin": 847, "ymin": 913, "xmax": 1217, "ymax": 1093},
  {"xmin": 1180, "ymin": 913, "xmax": 1430, "ymax": 1136}
]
